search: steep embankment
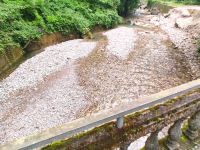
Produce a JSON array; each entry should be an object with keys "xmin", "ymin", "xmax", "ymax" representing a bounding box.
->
[{"xmin": 0, "ymin": 0, "xmax": 121, "ymax": 53}]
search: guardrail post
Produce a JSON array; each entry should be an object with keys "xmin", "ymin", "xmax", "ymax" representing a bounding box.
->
[
  {"xmin": 165, "ymin": 119, "xmax": 184, "ymax": 150},
  {"xmin": 117, "ymin": 117, "xmax": 124, "ymax": 129},
  {"xmin": 185, "ymin": 111, "xmax": 200, "ymax": 140},
  {"xmin": 145, "ymin": 130, "xmax": 159, "ymax": 150}
]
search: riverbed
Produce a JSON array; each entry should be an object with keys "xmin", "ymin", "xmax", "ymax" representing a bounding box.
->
[{"xmin": 0, "ymin": 6, "xmax": 200, "ymax": 146}]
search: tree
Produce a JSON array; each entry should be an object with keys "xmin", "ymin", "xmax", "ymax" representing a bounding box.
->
[{"xmin": 118, "ymin": 0, "xmax": 139, "ymax": 17}]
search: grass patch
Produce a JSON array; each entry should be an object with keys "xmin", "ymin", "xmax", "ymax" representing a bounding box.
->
[{"xmin": 148, "ymin": 0, "xmax": 200, "ymax": 7}]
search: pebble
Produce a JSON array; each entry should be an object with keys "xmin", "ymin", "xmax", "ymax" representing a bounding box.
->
[{"xmin": 0, "ymin": 39, "xmax": 96, "ymax": 144}]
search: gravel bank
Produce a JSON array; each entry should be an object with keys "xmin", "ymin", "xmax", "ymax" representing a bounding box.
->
[
  {"xmin": 158, "ymin": 6, "xmax": 200, "ymax": 79},
  {"xmin": 78, "ymin": 24, "xmax": 192, "ymax": 113},
  {"xmin": 103, "ymin": 26, "xmax": 137, "ymax": 59},
  {"xmin": 0, "ymin": 6, "xmax": 199, "ymax": 147},
  {"xmin": 0, "ymin": 39, "xmax": 96, "ymax": 100},
  {"xmin": 0, "ymin": 39, "xmax": 96, "ymax": 144}
]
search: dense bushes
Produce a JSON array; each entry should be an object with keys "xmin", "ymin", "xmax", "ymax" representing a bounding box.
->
[
  {"xmin": 118, "ymin": 0, "xmax": 139, "ymax": 16},
  {"xmin": 0, "ymin": 0, "xmax": 139, "ymax": 53}
]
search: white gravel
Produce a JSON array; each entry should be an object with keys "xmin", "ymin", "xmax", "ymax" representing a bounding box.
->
[
  {"xmin": 0, "ymin": 39, "xmax": 96, "ymax": 144},
  {"xmin": 0, "ymin": 66, "xmax": 88, "ymax": 144},
  {"xmin": 159, "ymin": 7, "xmax": 200, "ymax": 79},
  {"xmin": 103, "ymin": 26, "xmax": 137, "ymax": 59},
  {"xmin": 0, "ymin": 39, "xmax": 96, "ymax": 101}
]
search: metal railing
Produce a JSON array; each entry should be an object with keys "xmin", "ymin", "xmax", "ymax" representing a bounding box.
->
[{"xmin": 1, "ymin": 79, "xmax": 200, "ymax": 150}]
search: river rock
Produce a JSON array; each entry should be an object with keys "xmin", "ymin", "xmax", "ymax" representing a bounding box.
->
[
  {"xmin": 126, "ymin": 19, "xmax": 135, "ymax": 25},
  {"xmin": 175, "ymin": 17, "xmax": 193, "ymax": 29},
  {"xmin": 151, "ymin": 8, "xmax": 160, "ymax": 15},
  {"xmin": 181, "ymin": 9, "xmax": 191, "ymax": 17},
  {"xmin": 164, "ymin": 13, "xmax": 170, "ymax": 18},
  {"xmin": 150, "ymin": 16, "xmax": 160, "ymax": 26}
]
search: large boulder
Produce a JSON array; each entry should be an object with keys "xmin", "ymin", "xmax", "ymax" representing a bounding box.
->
[
  {"xmin": 181, "ymin": 9, "xmax": 191, "ymax": 17},
  {"xmin": 151, "ymin": 8, "xmax": 160, "ymax": 15},
  {"xmin": 175, "ymin": 17, "xmax": 193, "ymax": 29}
]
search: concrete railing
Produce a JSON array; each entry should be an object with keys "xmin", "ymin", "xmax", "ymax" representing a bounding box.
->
[{"xmin": 1, "ymin": 79, "xmax": 200, "ymax": 150}]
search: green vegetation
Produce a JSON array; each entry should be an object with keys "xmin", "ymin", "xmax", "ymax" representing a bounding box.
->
[
  {"xmin": 0, "ymin": 0, "xmax": 139, "ymax": 53},
  {"xmin": 118, "ymin": 0, "xmax": 139, "ymax": 16},
  {"xmin": 148, "ymin": 0, "xmax": 200, "ymax": 7}
]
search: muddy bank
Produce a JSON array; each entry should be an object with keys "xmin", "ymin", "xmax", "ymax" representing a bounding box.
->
[
  {"xmin": 0, "ymin": 33, "xmax": 80, "ymax": 80},
  {"xmin": 0, "ymin": 48, "xmax": 24, "ymax": 77},
  {"xmin": 25, "ymin": 33, "xmax": 81, "ymax": 52}
]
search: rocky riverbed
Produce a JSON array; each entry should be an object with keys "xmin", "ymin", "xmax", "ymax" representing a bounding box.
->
[{"xmin": 0, "ymin": 5, "xmax": 200, "ymax": 147}]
